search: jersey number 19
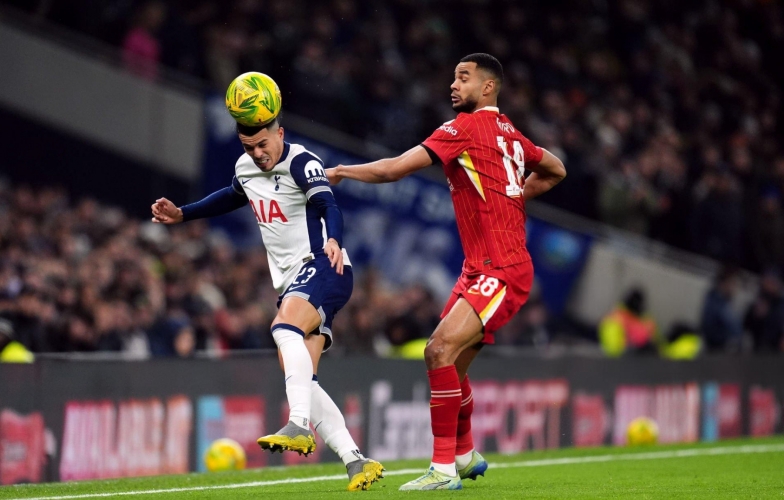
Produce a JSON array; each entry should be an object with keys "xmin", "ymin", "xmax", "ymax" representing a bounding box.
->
[{"xmin": 497, "ymin": 136, "xmax": 526, "ymax": 198}]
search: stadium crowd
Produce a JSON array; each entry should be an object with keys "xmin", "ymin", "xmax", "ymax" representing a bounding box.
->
[
  {"xmin": 1, "ymin": 0, "xmax": 783, "ymax": 357},
  {"xmin": 1, "ymin": 181, "xmax": 779, "ymax": 359},
  {"xmin": 9, "ymin": 0, "xmax": 784, "ymax": 271},
  {"xmin": 0, "ymin": 181, "xmax": 539, "ymax": 358}
]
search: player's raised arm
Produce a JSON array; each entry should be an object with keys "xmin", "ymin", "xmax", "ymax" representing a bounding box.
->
[
  {"xmin": 523, "ymin": 148, "xmax": 566, "ymax": 201},
  {"xmin": 151, "ymin": 177, "xmax": 249, "ymax": 224},
  {"xmin": 327, "ymin": 145, "xmax": 433, "ymax": 185}
]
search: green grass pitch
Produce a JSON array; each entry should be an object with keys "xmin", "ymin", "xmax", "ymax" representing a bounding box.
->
[{"xmin": 2, "ymin": 437, "xmax": 783, "ymax": 499}]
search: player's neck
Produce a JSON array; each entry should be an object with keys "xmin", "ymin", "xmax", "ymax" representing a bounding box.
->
[{"xmin": 472, "ymin": 100, "xmax": 498, "ymax": 112}]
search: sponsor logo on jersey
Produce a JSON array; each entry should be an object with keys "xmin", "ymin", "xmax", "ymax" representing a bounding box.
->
[
  {"xmin": 496, "ymin": 118, "xmax": 514, "ymax": 134},
  {"xmin": 304, "ymin": 162, "xmax": 328, "ymax": 183},
  {"xmin": 438, "ymin": 123, "xmax": 458, "ymax": 136},
  {"xmin": 249, "ymin": 199, "xmax": 288, "ymax": 224}
]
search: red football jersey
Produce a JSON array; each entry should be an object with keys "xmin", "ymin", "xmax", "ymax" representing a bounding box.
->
[{"xmin": 422, "ymin": 106, "xmax": 543, "ymax": 274}]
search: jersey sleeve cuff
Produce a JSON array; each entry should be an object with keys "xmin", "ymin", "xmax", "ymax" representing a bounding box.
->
[
  {"xmin": 305, "ymin": 185, "xmax": 332, "ymax": 199},
  {"xmin": 420, "ymin": 143, "xmax": 442, "ymax": 166},
  {"xmin": 231, "ymin": 176, "xmax": 245, "ymax": 195},
  {"xmin": 180, "ymin": 204, "xmax": 193, "ymax": 222},
  {"xmin": 531, "ymin": 146, "xmax": 544, "ymax": 164}
]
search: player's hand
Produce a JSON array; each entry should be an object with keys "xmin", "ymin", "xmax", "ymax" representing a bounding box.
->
[
  {"xmin": 151, "ymin": 198, "xmax": 184, "ymax": 224},
  {"xmin": 325, "ymin": 238, "xmax": 344, "ymax": 275},
  {"xmin": 326, "ymin": 167, "xmax": 342, "ymax": 186}
]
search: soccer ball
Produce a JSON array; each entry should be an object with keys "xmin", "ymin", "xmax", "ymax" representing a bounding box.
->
[
  {"xmin": 204, "ymin": 438, "xmax": 247, "ymax": 472},
  {"xmin": 225, "ymin": 72, "xmax": 282, "ymax": 127},
  {"xmin": 626, "ymin": 417, "xmax": 659, "ymax": 446}
]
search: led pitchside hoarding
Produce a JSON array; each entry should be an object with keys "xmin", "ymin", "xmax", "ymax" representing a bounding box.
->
[{"xmin": 0, "ymin": 356, "xmax": 782, "ymax": 484}]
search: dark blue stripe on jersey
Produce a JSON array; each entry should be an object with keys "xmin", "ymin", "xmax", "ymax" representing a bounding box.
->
[
  {"xmin": 276, "ymin": 142, "xmax": 291, "ymax": 166},
  {"xmin": 312, "ymin": 374, "xmax": 318, "ymax": 382},
  {"xmin": 180, "ymin": 183, "xmax": 248, "ymax": 222},
  {"xmin": 309, "ymin": 191, "xmax": 344, "ymax": 248},
  {"xmin": 289, "ymin": 151, "xmax": 332, "ymax": 254}
]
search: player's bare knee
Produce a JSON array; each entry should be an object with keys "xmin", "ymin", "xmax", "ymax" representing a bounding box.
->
[
  {"xmin": 424, "ymin": 338, "xmax": 456, "ymax": 369},
  {"xmin": 423, "ymin": 343, "xmax": 441, "ymax": 369}
]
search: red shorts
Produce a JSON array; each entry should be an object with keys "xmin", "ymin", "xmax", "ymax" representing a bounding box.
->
[{"xmin": 440, "ymin": 260, "xmax": 534, "ymax": 344}]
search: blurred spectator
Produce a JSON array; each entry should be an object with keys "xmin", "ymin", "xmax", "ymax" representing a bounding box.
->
[
  {"xmin": 0, "ymin": 287, "xmax": 50, "ymax": 352},
  {"xmin": 751, "ymin": 188, "xmax": 784, "ymax": 270},
  {"xmin": 0, "ymin": 317, "xmax": 34, "ymax": 363},
  {"xmin": 495, "ymin": 282, "xmax": 552, "ymax": 349},
  {"xmin": 372, "ymin": 284, "xmax": 439, "ymax": 358},
  {"xmin": 598, "ymin": 159, "xmax": 660, "ymax": 234},
  {"xmin": 744, "ymin": 269, "xmax": 784, "ymax": 353},
  {"xmin": 340, "ymin": 300, "xmax": 378, "ymax": 355},
  {"xmin": 691, "ymin": 171, "xmax": 744, "ymax": 262},
  {"xmin": 215, "ymin": 307, "xmax": 267, "ymax": 351},
  {"xmin": 383, "ymin": 314, "xmax": 425, "ymax": 359},
  {"xmin": 700, "ymin": 267, "xmax": 744, "ymax": 353},
  {"xmin": 658, "ymin": 322, "xmax": 702, "ymax": 361},
  {"xmin": 56, "ymin": 313, "xmax": 97, "ymax": 352},
  {"xmin": 598, "ymin": 288, "xmax": 658, "ymax": 357},
  {"xmin": 149, "ymin": 315, "xmax": 195, "ymax": 358},
  {"xmin": 122, "ymin": 1, "xmax": 167, "ymax": 80}
]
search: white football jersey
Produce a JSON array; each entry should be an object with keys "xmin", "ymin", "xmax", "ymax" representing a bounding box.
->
[{"xmin": 234, "ymin": 142, "xmax": 351, "ymax": 294}]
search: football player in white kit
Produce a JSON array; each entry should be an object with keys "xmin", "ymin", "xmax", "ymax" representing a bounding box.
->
[{"xmin": 150, "ymin": 118, "xmax": 384, "ymax": 491}]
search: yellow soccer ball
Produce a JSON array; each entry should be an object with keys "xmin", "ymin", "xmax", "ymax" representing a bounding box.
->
[
  {"xmin": 204, "ymin": 438, "xmax": 247, "ymax": 472},
  {"xmin": 626, "ymin": 417, "xmax": 659, "ymax": 446},
  {"xmin": 225, "ymin": 72, "xmax": 282, "ymax": 127}
]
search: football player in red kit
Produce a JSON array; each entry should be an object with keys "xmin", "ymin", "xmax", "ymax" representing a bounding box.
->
[{"xmin": 328, "ymin": 53, "xmax": 566, "ymax": 490}]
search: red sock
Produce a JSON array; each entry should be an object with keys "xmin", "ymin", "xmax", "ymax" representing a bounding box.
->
[
  {"xmin": 428, "ymin": 365, "xmax": 461, "ymax": 465},
  {"xmin": 456, "ymin": 375, "xmax": 474, "ymax": 455}
]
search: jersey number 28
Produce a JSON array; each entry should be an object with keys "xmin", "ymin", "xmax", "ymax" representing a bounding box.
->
[
  {"xmin": 496, "ymin": 136, "xmax": 526, "ymax": 197},
  {"xmin": 469, "ymin": 275, "xmax": 500, "ymax": 297}
]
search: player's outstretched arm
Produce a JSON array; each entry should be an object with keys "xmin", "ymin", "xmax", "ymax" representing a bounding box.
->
[
  {"xmin": 523, "ymin": 148, "xmax": 566, "ymax": 201},
  {"xmin": 151, "ymin": 197, "xmax": 184, "ymax": 224},
  {"xmin": 327, "ymin": 146, "xmax": 433, "ymax": 185},
  {"xmin": 151, "ymin": 178, "xmax": 249, "ymax": 224}
]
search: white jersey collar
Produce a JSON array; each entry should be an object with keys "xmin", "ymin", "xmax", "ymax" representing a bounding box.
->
[{"xmin": 473, "ymin": 106, "xmax": 499, "ymax": 113}]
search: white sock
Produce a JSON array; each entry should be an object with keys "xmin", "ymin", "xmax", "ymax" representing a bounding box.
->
[
  {"xmin": 430, "ymin": 462, "xmax": 457, "ymax": 476},
  {"xmin": 272, "ymin": 326, "xmax": 312, "ymax": 427},
  {"xmin": 311, "ymin": 380, "xmax": 363, "ymax": 465},
  {"xmin": 455, "ymin": 450, "xmax": 474, "ymax": 470}
]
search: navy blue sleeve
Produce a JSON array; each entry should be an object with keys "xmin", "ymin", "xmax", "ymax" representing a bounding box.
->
[
  {"xmin": 180, "ymin": 176, "xmax": 248, "ymax": 222},
  {"xmin": 289, "ymin": 152, "xmax": 343, "ymax": 245},
  {"xmin": 289, "ymin": 152, "xmax": 332, "ymax": 199},
  {"xmin": 309, "ymin": 191, "xmax": 344, "ymax": 248}
]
